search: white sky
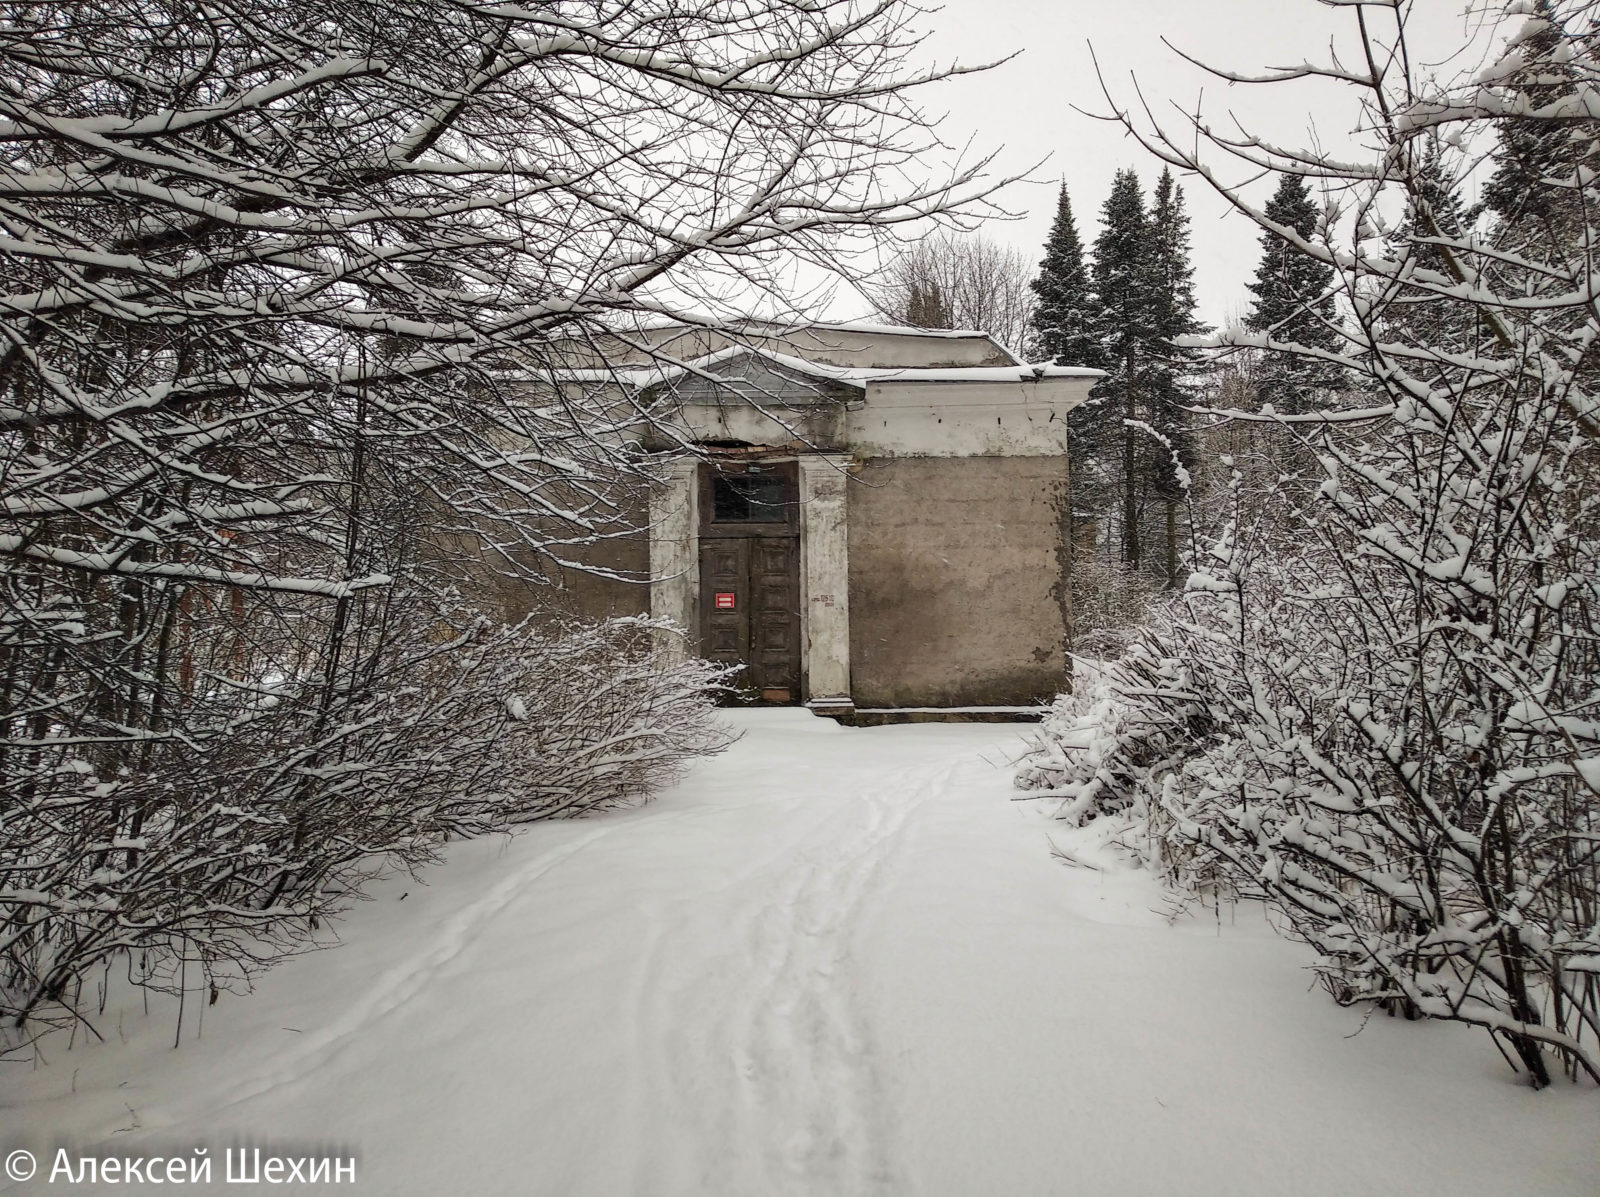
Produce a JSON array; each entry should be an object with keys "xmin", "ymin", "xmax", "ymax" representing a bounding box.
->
[{"xmin": 869, "ymin": 0, "xmax": 1509, "ymax": 329}]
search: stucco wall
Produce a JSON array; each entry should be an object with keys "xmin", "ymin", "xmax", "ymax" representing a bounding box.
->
[
  {"xmin": 657, "ymin": 357, "xmax": 854, "ymax": 451},
  {"xmin": 741, "ymin": 324, "xmax": 1017, "ymax": 369},
  {"xmin": 658, "ymin": 375, "xmax": 1093, "ymax": 457},
  {"xmin": 848, "ymin": 456, "xmax": 1072, "ymax": 708},
  {"xmin": 533, "ymin": 536, "xmax": 652, "ymax": 623},
  {"xmin": 474, "ymin": 493, "xmax": 652, "ymax": 625},
  {"xmin": 851, "ymin": 377, "xmax": 1087, "ymax": 457},
  {"xmin": 549, "ymin": 321, "xmax": 1017, "ymax": 370}
]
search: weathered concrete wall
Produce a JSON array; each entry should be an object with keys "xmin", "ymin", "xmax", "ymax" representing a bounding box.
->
[
  {"xmin": 547, "ymin": 321, "xmax": 1018, "ymax": 371},
  {"xmin": 658, "ymin": 355, "xmax": 854, "ymax": 452},
  {"xmin": 485, "ymin": 539, "xmax": 651, "ymax": 625},
  {"xmin": 797, "ymin": 455, "xmax": 851, "ymax": 703},
  {"xmin": 851, "ymin": 377, "xmax": 1088, "ymax": 458},
  {"xmin": 848, "ymin": 456, "xmax": 1072, "ymax": 708},
  {"xmin": 469, "ymin": 491, "xmax": 652, "ymax": 626},
  {"xmin": 656, "ymin": 372, "xmax": 1094, "ymax": 458},
  {"xmin": 531, "ymin": 534, "xmax": 652, "ymax": 623},
  {"xmin": 742, "ymin": 324, "xmax": 1017, "ymax": 369},
  {"xmin": 647, "ymin": 460, "xmax": 698, "ymax": 654}
]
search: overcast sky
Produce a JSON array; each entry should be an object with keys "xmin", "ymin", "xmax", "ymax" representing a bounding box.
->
[{"xmin": 869, "ymin": 0, "xmax": 1509, "ymax": 330}]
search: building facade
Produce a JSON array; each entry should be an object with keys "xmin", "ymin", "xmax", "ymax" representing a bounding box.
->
[{"xmin": 516, "ymin": 320, "xmax": 1099, "ymax": 720}]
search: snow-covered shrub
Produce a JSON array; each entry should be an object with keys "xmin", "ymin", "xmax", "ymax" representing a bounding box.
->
[
  {"xmin": 412, "ymin": 615, "xmax": 738, "ymax": 825},
  {"xmin": 1017, "ymin": 649, "xmax": 1203, "ymax": 831},
  {"xmin": 0, "ymin": 0, "xmax": 988, "ymax": 1058},
  {"xmin": 1028, "ymin": 403, "xmax": 1600, "ymax": 1085},
  {"xmin": 1068, "ymin": 559, "xmax": 1163, "ymax": 659},
  {"xmin": 0, "ymin": 612, "xmax": 734, "ymax": 1056},
  {"xmin": 1024, "ymin": 3, "xmax": 1600, "ymax": 1087}
]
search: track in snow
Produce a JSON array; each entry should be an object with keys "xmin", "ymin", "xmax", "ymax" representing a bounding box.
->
[
  {"xmin": 8, "ymin": 711, "xmax": 1598, "ymax": 1197},
  {"xmin": 631, "ymin": 750, "xmax": 966, "ymax": 1195}
]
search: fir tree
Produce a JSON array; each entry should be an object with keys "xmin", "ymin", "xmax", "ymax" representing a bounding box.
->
[
  {"xmin": 1389, "ymin": 138, "xmax": 1478, "ymax": 354},
  {"xmin": 1066, "ymin": 170, "xmax": 1206, "ymax": 587},
  {"xmin": 1030, "ymin": 184, "xmax": 1101, "ymax": 367},
  {"xmin": 1402, "ymin": 140, "xmax": 1470, "ymax": 271},
  {"xmin": 905, "ymin": 277, "xmax": 952, "ymax": 329},
  {"xmin": 1244, "ymin": 173, "xmax": 1340, "ymax": 413},
  {"xmin": 1147, "ymin": 167, "xmax": 1206, "ymax": 451},
  {"xmin": 1146, "ymin": 167, "xmax": 1207, "ymax": 585},
  {"xmin": 1088, "ymin": 168, "xmax": 1159, "ymax": 570},
  {"xmin": 1480, "ymin": 0, "xmax": 1595, "ymax": 241}
]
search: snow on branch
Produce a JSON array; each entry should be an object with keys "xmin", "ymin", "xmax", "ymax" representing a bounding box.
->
[
  {"xmin": 1027, "ymin": 0, "xmax": 1600, "ymax": 1088},
  {"xmin": 1, "ymin": 0, "xmax": 1004, "ymax": 1056}
]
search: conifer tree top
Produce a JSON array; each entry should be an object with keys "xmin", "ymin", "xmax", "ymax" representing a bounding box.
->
[
  {"xmin": 1245, "ymin": 174, "xmax": 1334, "ymax": 339},
  {"xmin": 1149, "ymin": 167, "xmax": 1208, "ymax": 352},
  {"xmin": 1480, "ymin": 0, "xmax": 1593, "ymax": 233},
  {"xmin": 1030, "ymin": 183, "xmax": 1102, "ymax": 368},
  {"xmin": 1244, "ymin": 173, "xmax": 1341, "ymax": 411},
  {"xmin": 1092, "ymin": 169, "xmax": 1157, "ymax": 350},
  {"xmin": 1034, "ymin": 185, "xmax": 1089, "ymax": 292}
]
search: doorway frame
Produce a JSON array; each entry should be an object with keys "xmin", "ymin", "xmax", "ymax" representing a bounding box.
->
[
  {"xmin": 647, "ymin": 453, "xmax": 852, "ymax": 713},
  {"xmin": 697, "ymin": 461, "xmax": 800, "ymax": 703}
]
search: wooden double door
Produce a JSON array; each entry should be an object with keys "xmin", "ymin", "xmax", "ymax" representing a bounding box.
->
[{"xmin": 698, "ymin": 463, "xmax": 801, "ymax": 704}]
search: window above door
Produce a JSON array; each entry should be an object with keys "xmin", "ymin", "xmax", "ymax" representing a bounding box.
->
[
  {"xmin": 711, "ymin": 474, "xmax": 788, "ymax": 522},
  {"xmin": 699, "ymin": 461, "xmax": 798, "ymax": 536}
]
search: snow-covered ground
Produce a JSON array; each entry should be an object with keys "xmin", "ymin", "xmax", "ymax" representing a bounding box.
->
[{"xmin": 7, "ymin": 712, "xmax": 1598, "ymax": 1195}]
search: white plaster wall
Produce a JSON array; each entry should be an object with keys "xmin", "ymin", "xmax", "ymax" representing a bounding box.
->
[
  {"xmin": 797, "ymin": 456, "xmax": 851, "ymax": 703},
  {"xmin": 647, "ymin": 460, "xmax": 698, "ymax": 657},
  {"xmin": 545, "ymin": 322, "xmax": 1015, "ymax": 371},
  {"xmin": 669, "ymin": 395, "xmax": 850, "ymax": 450},
  {"xmin": 846, "ymin": 377, "xmax": 1091, "ymax": 458}
]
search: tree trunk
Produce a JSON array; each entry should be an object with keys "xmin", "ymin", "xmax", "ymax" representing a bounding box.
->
[
  {"xmin": 1122, "ymin": 353, "xmax": 1140, "ymax": 570},
  {"xmin": 1165, "ymin": 498, "xmax": 1178, "ymax": 588}
]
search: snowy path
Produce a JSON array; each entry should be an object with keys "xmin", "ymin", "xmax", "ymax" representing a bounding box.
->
[{"xmin": 8, "ymin": 712, "xmax": 1598, "ymax": 1195}]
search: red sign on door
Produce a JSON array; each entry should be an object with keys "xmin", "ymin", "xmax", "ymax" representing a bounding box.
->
[{"xmin": 714, "ymin": 592, "xmax": 736, "ymax": 610}]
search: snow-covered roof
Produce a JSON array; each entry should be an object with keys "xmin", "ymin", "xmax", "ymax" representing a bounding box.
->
[
  {"xmin": 570, "ymin": 314, "xmax": 1028, "ymax": 368},
  {"xmin": 590, "ymin": 313, "xmax": 1008, "ymax": 342},
  {"xmin": 782, "ymin": 318, "xmax": 1002, "ymax": 341},
  {"xmin": 851, "ymin": 363, "xmax": 1105, "ymax": 383},
  {"xmin": 539, "ymin": 345, "xmax": 1102, "ymax": 389}
]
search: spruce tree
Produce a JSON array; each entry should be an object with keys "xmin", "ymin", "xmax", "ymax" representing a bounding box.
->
[
  {"xmin": 1088, "ymin": 168, "xmax": 1159, "ymax": 570},
  {"xmin": 1065, "ymin": 170, "xmax": 1205, "ymax": 587},
  {"xmin": 905, "ymin": 277, "xmax": 952, "ymax": 329},
  {"xmin": 1403, "ymin": 141, "xmax": 1470, "ymax": 270},
  {"xmin": 1389, "ymin": 139, "xmax": 1477, "ymax": 354},
  {"xmin": 1030, "ymin": 184, "xmax": 1101, "ymax": 368},
  {"xmin": 1244, "ymin": 173, "xmax": 1340, "ymax": 413},
  {"xmin": 1146, "ymin": 167, "xmax": 1207, "ymax": 585},
  {"xmin": 1480, "ymin": 0, "xmax": 1593, "ymax": 240}
]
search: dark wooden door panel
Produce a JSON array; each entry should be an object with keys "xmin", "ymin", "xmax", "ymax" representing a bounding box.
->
[
  {"xmin": 748, "ymin": 533, "xmax": 799, "ymax": 698},
  {"xmin": 707, "ymin": 622, "xmax": 742, "ymax": 656},
  {"xmin": 750, "ymin": 537, "xmax": 790, "ymax": 574},
  {"xmin": 703, "ymin": 541, "xmax": 744, "ymax": 586},
  {"xmin": 700, "ymin": 533, "xmax": 798, "ymax": 702},
  {"xmin": 699, "ymin": 538, "xmax": 749, "ymax": 669}
]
